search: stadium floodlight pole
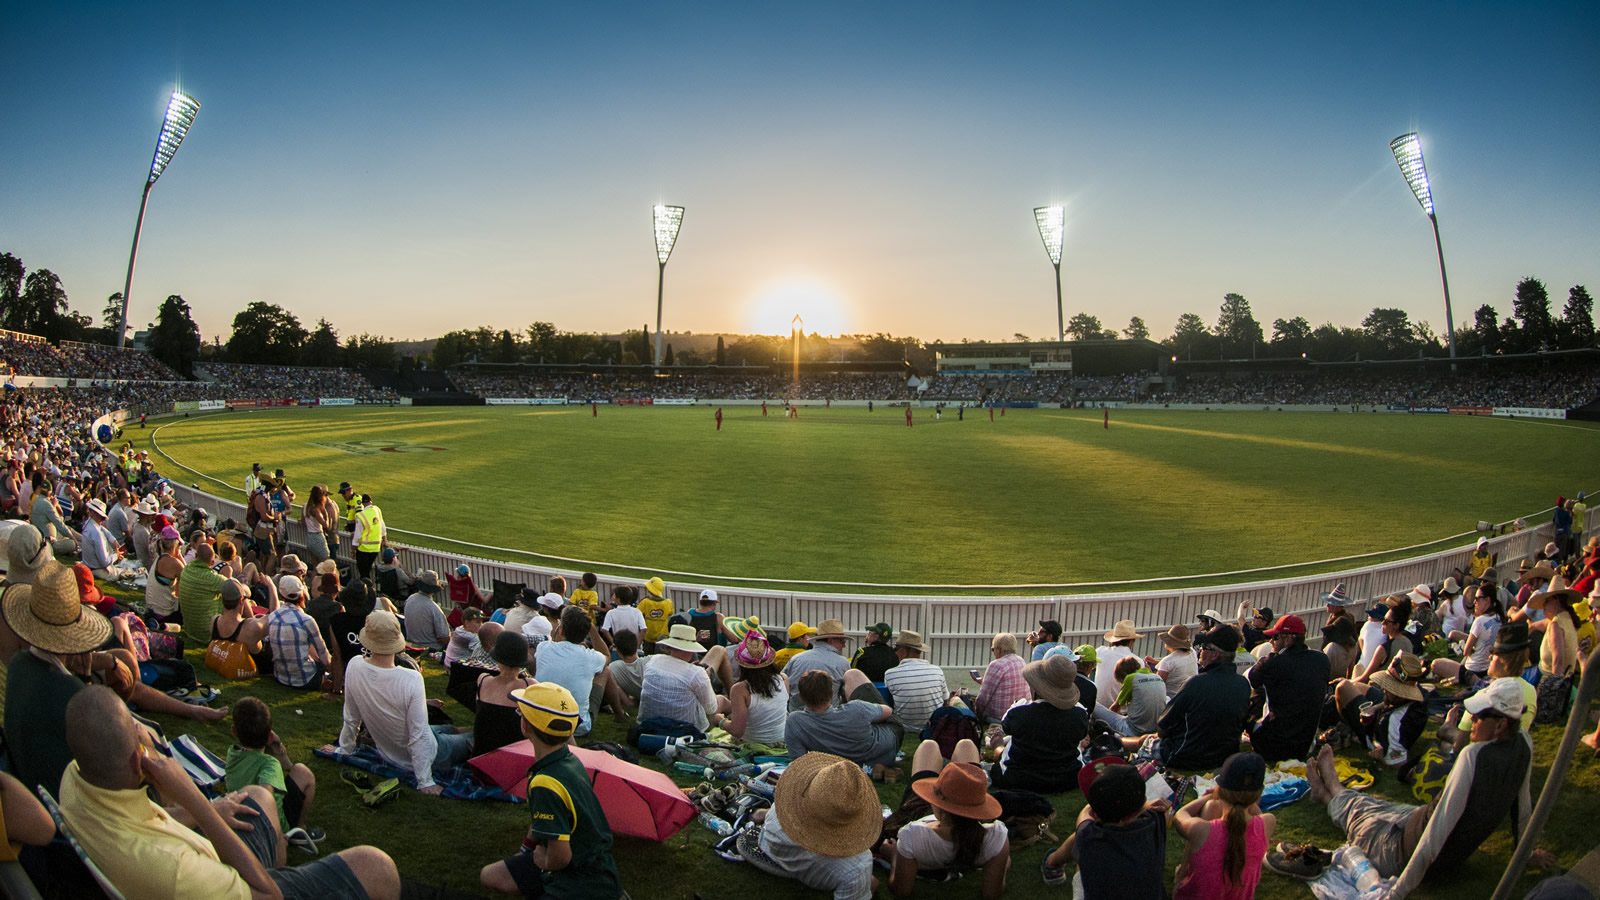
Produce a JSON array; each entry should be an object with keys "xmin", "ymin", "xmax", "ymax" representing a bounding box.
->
[
  {"xmin": 118, "ymin": 89, "xmax": 201, "ymax": 349},
  {"xmin": 792, "ymin": 314, "xmax": 803, "ymax": 388},
  {"xmin": 651, "ymin": 204, "xmax": 685, "ymax": 369},
  {"xmin": 1033, "ymin": 206, "xmax": 1065, "ymax": 342},
  {"xmin": 1389, "ymin": 133, "xmax": 1457, "ymax": 366}
]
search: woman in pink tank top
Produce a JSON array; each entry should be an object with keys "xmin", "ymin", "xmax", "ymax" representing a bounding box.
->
[{"xmin": 1173, "ymin": 752, "xmax": 1275, "ymax": 900}]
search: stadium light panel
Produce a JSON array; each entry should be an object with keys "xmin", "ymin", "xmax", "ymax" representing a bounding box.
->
[
  {"xmin": 1389, "ymin": 133, "xmax": 1433, "ymax": 217},
  {"xmin": 653, "ymin": 204, "xmax": 684, "ymax": 265},
  {"xmin": 1033, "ymin": 206, "xmax": 1064, "ymax": 265},
  {"xmin": 149, "ymin": 91, "xmax": 201, "ymax": 185}
]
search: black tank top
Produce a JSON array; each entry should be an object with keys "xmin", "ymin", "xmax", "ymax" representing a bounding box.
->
[
  {"xmin": 473, "ymin": 674, "xmax": 532, "ymax": 755},
  {"xmin": 211, "ymin": 616, "xmax": 244, "ymax": 642}
]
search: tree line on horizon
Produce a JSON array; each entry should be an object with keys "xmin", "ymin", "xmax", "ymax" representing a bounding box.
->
[{"xmin": 2, "ymin": 250, "xmax": 1593, "ymax": 377}]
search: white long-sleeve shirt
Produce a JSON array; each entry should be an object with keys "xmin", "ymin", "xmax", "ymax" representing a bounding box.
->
[
  {"xmin": 338, "ymin": 657, "xmax": 438, "ymax": 788},
  {"xmin": 80, "ymin": 518, "xmax": 118, "ymax": 571}
]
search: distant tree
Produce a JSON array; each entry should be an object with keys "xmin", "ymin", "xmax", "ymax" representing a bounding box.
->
[
  {"xmin": 0, "ymin": 254, "xmax": 22, "ymax": 316},
  {"xmin": 1169, "ymin": 313, "xmax": 1209, "ymax": 345},
  {"xmin": 494, "ymin": 329, "xmax": 519, "ymax": 363},
  {"xmin": 1512, "ymin": 277, "xmax": 1553, "ymax": 351},
  {"xmin": 1561, "ymin": 285, "xmax": 1594, "ymax": 348},
  {"xmin": 1361, "ymin": 307, "xmax": 1416, "ymax": 356},
  {"xmin": 676, "ymin": 347, "xmax": 705, "ymax": 366},
  {"xmin": 1100, "ymin": 328, "xmax": 1119, "ymax": 340},
  {"xmin": 1215, "ymin": 293, "xmax": 1264, "ymax": 354},
  {"xmin": 1500, "ymin": 317, "xmax": 1522, "ymax": 354},
  {"xmin": 1307, "ymin": 322, "xmax": 1363, "ymax": 362},
  {"xmin": 303, "ymin": 318, "xmax": 341, "ymax": 367},
  {"xmin": 525, "ymin": 321, "xmax": 557, "ymax": 360},
  {"xmin": 1122, "ymin": 317, "xmax": 1149, "ymax": 341},
  {"xmin": 1411, "ymin": 321, "xmax": 1444, "ymax": 355},
  {"xmin": 715, "ymin": 335, "xmax": 725, "ymax": 366},
  {"xmin": 1473, "ymin": 304, "xmax": 1502, "ymax": 355},
  {"xmin": 344, "ymin": 333, "xmax": 397, "ymax": 369},
  {"xmin": 853, "ymin": 332, "xmax": 916, "ymax": 361},
  {"xmin": 102, "ymin": 292, "xmax": 125, "ymax": 336},
  {"xmin": 664, "ymin": 343, "xmax": 674, "ymax": 366},
  {"xmin": 9, "ymin": 269, "xmax": 71, "ymax": 339},
  {"xmin": 144, "ymin": 295, "xmax": 201, "ymax": 377},
  {"xmin": 1271, "ymin": 316, "xmax": 1310, "ymax": 347},
  {"xmin": 227, "ymin": 301, "xmax": 307, "ymax": 365},
  {"xmin": 1012, "ymin": 332, "xmax": 1032, "ymax": 343},
  {"xmin": 1065, "ymin": 312, "xmax": 1103, "ymax": 341},
  {"xmin": 724, "ymin": 334, "xmax": 781, "ymax": 366}
]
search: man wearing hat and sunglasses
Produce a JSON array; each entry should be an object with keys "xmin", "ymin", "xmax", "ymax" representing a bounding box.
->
[
  {"xmin": 480, "ymin": 683, "xmax": 623, "ymax": 899},
  {"xmin": 783, "ymin": 619, "xmax": 852, "ymax": 709},
  {"xmin": 1305, "ymin": 676, "xmax": 1551, "ymax": 895}
]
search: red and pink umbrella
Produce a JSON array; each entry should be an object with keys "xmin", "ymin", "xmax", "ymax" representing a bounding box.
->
[{"xmin": 469, "ymin": 742, "xmax": 696, "ymax": 842}]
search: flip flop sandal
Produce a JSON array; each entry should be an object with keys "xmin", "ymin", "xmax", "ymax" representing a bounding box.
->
[
  {"xmin": 183, "ymin": 688, "xmax": 220, "ymax": 705},
  {"xmin": 361, "ymin": 778, "xmax": 402, "ymax": 809},
  {"xmin": 285, "ymin": 826, "xmax": 325, "ymax": 855},
  {"xmin": 164, "ymin": 687, "xmax": 191, "ymax": 699}
]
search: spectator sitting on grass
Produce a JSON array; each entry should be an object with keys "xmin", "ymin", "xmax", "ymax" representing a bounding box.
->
[
  {"xmin": 785, "ymin": 668, "xmax": 904, "ymax": 770},
  {"xmin": 774, "ymin": 620, "xmax": 817, "ymax": 672},
  {"xmin": 445, "ymin": 563, "xmax": 487, "ymax": 627},
  {"xmin": 1158, "ymin": 625, "xmax": 1252, "ymax": 771},
  {"xmin": 850, "ymin": 621, "xmax": 898, "ymax": 682},
  {"xmin": 1027, "ymin": 619, "xmax": 1064, "ymax": 661},
  {"xmin": 59, "ymin": 686, "xmax": 402, "ymax": 900},
  {"xmin": 1304, "ymin": 676, "xmax": 1553, "ymax": 897},
  {"xmin": 1175, "ymin": 752, "xmax": 1274, "ymax": 895},
  {"xmin": 267, "ymin": 575, "xmax": 331, "ymax": 690},
  {"xmin": 178, "ymin": 543, "xmax": 229, "ymax": 649},
  {"xmin": 473, "ymin": 631, "xmax": 535, "ymax": 755},
  {"xmin": 962, "ymin": 632, "xmax": 1029, "ymax": 724},
  {"xmin": 783, "ymin": 619, "xmax": 850, "ymax": 708},
  {"xmin": 1092, "ymin": 655, "xmax": 1164, "ymax": 738},
  {"xmin": 737, "ymin": 750, "xmax": 881, "ymax": 900},
  {"xmin": 404, "ymin": 569, "xmax": 450, "ymax": 652},
  {"xmin": 884, "ymin": 754, "xmax": 1010, "ymax": 899},
  {"xmin": 1040, "ymin": 761, "xmax": 1171, "ymax": 895},
  {"xmin": 607, "ymin": 628, "xmax": 646, "ymax": 704},
  {"xmin": 881, "ymin": 630, "xmax": 949, "ymax": 733},
  {"xmin": 600, "ymin": 584, "xmax": 646, "ymax": 647},
  {"xmin": 225, "ymin": 697, "xmax": 320, "ymax": 842},
  {"xmin": 727, "ymin": 630, "xmax": 789, "ymax": 746},
  {"xmin": 637, "ymin": 623, "xmax": 732, "ymax": 733},
  {"xmin": 210, "ymin": 579, "xmax": 272, "ymax": 675},
  {"xmin": 534, "ymin": 606, "xmax": 628, "ymax": 735},
  {"xmin": 326, "ymin": 610, "xmax": 473, "ymax": 796},
  {"xmin": 990, "ymin": 654, "xmax": 1087, "ymax": 793},
  {"xmin": 1149, "ymin": 624, "xmax": 1198, "ymax": 699},
  {"xmin": 1093, "ymin": 620, "xmax": 1140, "ymax": 707},
  {"xmin": 372, "ymin": 547, "xmax": 412, "ymax": 602},
  {"xmin": 1247, "ymin": 614, "xmax": 1330, "ymax": 763},
  {"xmin": 480, "ymin": 683, "xmax": 623, "ymax": 899}
]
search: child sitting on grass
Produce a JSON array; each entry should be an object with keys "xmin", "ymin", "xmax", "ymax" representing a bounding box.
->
[
  {"xmin": 1174, "ymin": 752, "xmax": 1274, "ymax": 898},
  {"xmin": 1041, "ymin": 761, "xmax": 1171, "ymax": 897},
  {"xmin": 224, "ymin": 697, "xmax": 322, "ymax": 845}
]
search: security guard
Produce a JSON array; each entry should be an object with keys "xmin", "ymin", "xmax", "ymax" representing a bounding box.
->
[
  {"xmin": 352, "ymin": 493, "xmax": 386, "ymax": 579},
  {"xmin": 479, "ymin": 683, "xmax": 623, "ymax": 899}
]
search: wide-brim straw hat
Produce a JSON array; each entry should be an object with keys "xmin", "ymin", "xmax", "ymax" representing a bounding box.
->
[
  {"xmin": 133, "ymin": 496, "xmax": 159, "ymax": 515},
  {"xmin": 279, "ymin": 554, "xmax": 308, "ymax": 576},
  {"xmin": 1103, "ymin": 619, "xmax": 1138, "ymax": 643},
  {"xmin": 1371, "ymin": 671, "xmax": 1424, "ymax": 703},
  {"xmin": 911, "ymin": 762, "xmax": 1002, "ymax": 821},
  {"xmin": 1518, "ymin": 562, "xmax": 1556, "ymax": 586},
  {"xmin": 1540, "ymin": 575, "xmax": 1585, "ymax": 607},
  {"xmin": 2, "ymin": 560, "xmax": 110, "ymax": 655},
  {"xmin": 895, "ymin": 629, "xmax": 926, "ymax": 652},
  {"xmin": 358, "ymin": 610, "xmax": 408, "ymax": 655},
  {"xmin": 733, "ymin": 630, "xmax": 776, "ymax": 668},
  {"xmin": 814, "ymin": 619, "xmax": 847, "ymax": 640},
  {"xmin": 657, "ymin": 623, "xmax": 705, "ymax": 654},
  {"xmin": 773, "ymin": 751, "xmax": 883, "ymax": 857},
  {"xmin": 1022, "ymin": 655, "xmax": 1080, "ymax": 710},
  {"xmin": 1159, "ymin": 624, "xmax": 1192, "ymax": 650}
]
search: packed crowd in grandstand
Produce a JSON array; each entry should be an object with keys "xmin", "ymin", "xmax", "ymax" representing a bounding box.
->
[
  {"xmin": 196, "ymin": 362, "xmax": 402, "ymax": 402},
  {"xmin": 0, "ymin": 373, "xmax": 1595, "ymax": 899}
]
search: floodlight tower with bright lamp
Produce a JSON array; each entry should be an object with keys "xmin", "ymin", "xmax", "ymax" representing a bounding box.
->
[
  {"xmin": 651, "ymin": 204, "xmax": 685, "ymax": 368},
  {"xmin": 1033, "ymin": 206, "xmax": 1065, "ymax": 342},
  {"xmin": 117, "ymin": 90, "xmax": 201, "ymax": 349},
  {"xmin": 1389, "ymin": 133, "xmax": 1457, "ymax": 363}
]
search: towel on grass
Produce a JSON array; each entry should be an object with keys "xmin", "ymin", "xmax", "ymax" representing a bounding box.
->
[{"xmin": 313, "ymin": 744, "xmax": 521, "ymax": 803}]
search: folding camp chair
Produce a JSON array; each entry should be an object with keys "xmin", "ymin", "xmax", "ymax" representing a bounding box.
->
[{"xmin": 36, "ymin": 786, "xmax": 128, "ymax": 900}]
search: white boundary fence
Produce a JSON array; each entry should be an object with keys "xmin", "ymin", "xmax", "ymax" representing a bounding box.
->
[{"xmin": 98, "ymin": 408, "xmax": 1593, "ymax": 671}]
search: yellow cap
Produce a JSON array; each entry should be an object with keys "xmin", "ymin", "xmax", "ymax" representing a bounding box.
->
[{"xmin": 511, "ymin": 684, "xmax": 580, "ymax": 736}]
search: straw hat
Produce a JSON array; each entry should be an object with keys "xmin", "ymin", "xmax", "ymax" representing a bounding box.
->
[
  {"xmin": 1022, "ymin": 655, "xmax": 1080, "ymax": 710},
  {"xmin": 278, "ymin": 554, "xmax": 308, "ymax": 576},
  {"xmin": 1103, "ymin": 620, "xmax": 1138, "ymax": 643},
  {"xmin": 1519, "ymin": 562, "xmax": 1555, "ymax": 586},
  {"xmin": 911, "ymin": 762, "xmax": 1002, "ymax": 821},
  {"xmin": 657, "ymin": 623, "xmax": 705, "ymax": 655},
  {"xmin": 1371, "ymin": 651, "xmax": 1425, "ymax": 702},
  {"xmin": 2, "ymin": 560, "xmax": 110, "ymax": 655},
  {"xmin": 733, "ymin": 630, "xmax": 776, "ymax": 668},
  {"xmin": 1158, "ymin": 624, "xmax": 1192, "ymax": 650},
  {"xmin": 814, "ymin": 619, "xmax": 847, "ymax": 640},
  {"xmin": 773, "ymin": 752, "xmax": 883, "ymax": 857},
  {"xmin": 358, "ymin": 610, "xmax": 408, "ymax": 655},
  {"xmin": 894, "ymin": 629, "xmax": 926, "ymax": 652},
  {"xmin": 1540, "ymin": 575, "xmax": 1585, "ymax": 607},
  {"xmin": 133, "ymin": 496, "xmax": 159, "ymax": 515}
]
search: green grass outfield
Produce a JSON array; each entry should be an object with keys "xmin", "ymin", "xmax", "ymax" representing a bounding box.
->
[
  {"xmin": 131, "ymin": 405, "xmax": 1599, "ymax": 590},
  {"xmin": 146, "ymin": 644, "xmax": 1591, "ymax": 900}
]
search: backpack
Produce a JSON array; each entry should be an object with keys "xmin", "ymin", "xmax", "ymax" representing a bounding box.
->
[
  {"xmin": 923, "ymin": 706, "xmax": 980, "ymax": 760},
  {"xmin": 579, "ymin": 741, "xmax": 640, "ymax": 765},
  {"xmin": 993, "ymin": 789, "xmax": 1058, "ymax": 848},
  {"xmin": 244, "ymin": 492, "xmax": 261, "ymax": 528},
  {"xmin": 139, "ymin": 658, "xmax": 200, "ymax": 693}
]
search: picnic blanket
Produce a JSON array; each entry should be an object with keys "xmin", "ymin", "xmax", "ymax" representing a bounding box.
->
[{"xmin": 313, "ymin": 744, "xmax": 522, "ymax": 803}]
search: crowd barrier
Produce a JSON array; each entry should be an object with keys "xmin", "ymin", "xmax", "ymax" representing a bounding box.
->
[{"xmin": 95, "ymin": 407, "xmax": 1595, "ymax": 672}]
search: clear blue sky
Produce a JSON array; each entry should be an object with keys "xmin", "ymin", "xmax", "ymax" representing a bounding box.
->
[{"xmin": 2, "ymin": 1, "xmax": 1595, "ymax": 344}]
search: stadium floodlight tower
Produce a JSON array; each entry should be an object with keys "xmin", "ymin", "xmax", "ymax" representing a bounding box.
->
[
  {"xmin": 1033, "ymin": 206, "xmax": 1066, "ymax": 342},
  {"xmin": 118, "ymin": 89, "xmax": 201, "ymax": 349},
  {"xmin": 651, "ymin": 204, "xmax": 685, "ymax": 369},
  {"xmin": 1389, "ymin": 133, "xmax": 1457, "ymax": 364}
]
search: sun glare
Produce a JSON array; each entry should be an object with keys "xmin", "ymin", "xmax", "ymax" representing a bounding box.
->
[{"xmin": 747, "ymin": 279, "xmax": 850, "ymax": 336}]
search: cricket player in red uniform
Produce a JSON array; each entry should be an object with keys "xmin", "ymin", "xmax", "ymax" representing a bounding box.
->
[
  {"xmin": 905, "ymin": 407, "xmax": 913, "ymax": 427},
  {"xmin": 1103, "ymin": 408, "xmax": 1109, "ymax": 429},
  {"xmin": 715, "ymin": 408, "xmax": 723, "ymax": 431},
  {"xmin": 762, "ymin": 401, "xmax": 767, "ymax": 416},
  {"xmin": 592, "ymin": 401, "xmax": 598, "ymax": 417}
]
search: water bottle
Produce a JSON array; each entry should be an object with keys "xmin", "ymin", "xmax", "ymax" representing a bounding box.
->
[
  {"xmin": 718, "ymin": 763, "xmax": 757, "ymax": 779},
  {"xmin": 697, "ymin": 812, "xmax": 734, "ymax": 837},
  {"xmin": 673, "ymin": 761, "xmax": 713, "ymax": 779}
]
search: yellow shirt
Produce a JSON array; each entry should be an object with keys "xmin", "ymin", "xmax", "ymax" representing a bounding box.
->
[
  {"xmin": 569, "ymin": 588, "xmax": 600, "ymax": 612},
  {"xmin": 773, "ymin": 645, "xmax": 807, "ymax": 672},
  {"xmin": 637, "ymin": 597, "xmax": 673, "ymax": 642},
  {"xmin": 1574, "ymin": 501, "xmax": 1587, "ymax": 535},
  {"xmin": 57, "ymin": 761, "xmax": 252, "ymax": 900},
  {"xmin": 1467, "ymin": 551, "xmax": 1493, "ymax": 579}
]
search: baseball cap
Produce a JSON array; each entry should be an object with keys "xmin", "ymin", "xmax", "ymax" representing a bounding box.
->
[
  {"xmin": 1262, "ymin": 614, "xmax": 1306, "ymax": 637},
  {"xmin": 787, "ymin": 621, "xmax": 818, "ymax": 641},
  {"xmin": 1194, "ymin": 625, "xmax": 1241, "ymax": 653},
  {"xmin": 1038, "ymin": 620, "xmax": 1063, "ymax": 638},
  {"xmin": 866, "ymin": 622, "xmax": 892, "ymax": 639},
  {"xmin": 699, "ymin": 589, "xmax": 719, "ymax": 604},
  {"xmin": 1251, "ymin": 606, "xmax": 1274, "ymax": 621},
  {"xmin": 277, "ymin": 575, "xmax": 305, "ymax": 599},
  {"xmin": 456, "ymin": 564, "xmax": 470, "ymax": 577},
  {"xmin": 1042, "ymin": 644, "xmax": 1080, "ymax": 662},
  {"xmin": 511, "ymin": 683, "xmax": 581, "ymax": 736},
  {"xmin": 1464, "ymin": 676, "xmax": 1526, "ymax": 720},
  {"xmin": 1216, "ymin": 752, "xmax": 1266, "ymax": 792}
]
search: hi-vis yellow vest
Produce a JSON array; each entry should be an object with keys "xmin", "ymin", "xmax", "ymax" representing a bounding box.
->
[{"xmin": 355, "ymin": 505, "xmax": 384, "ymax": 551}]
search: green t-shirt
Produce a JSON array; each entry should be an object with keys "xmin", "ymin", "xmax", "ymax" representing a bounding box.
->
[
  {"xmin": 525, "ymin": 745, "xmax": 621, "ymax": 900},
  {"xmin": 178, "ymin": 560, "xmax": 228, "ymax": 649},
  {"xmin": 225, "ymin": 746, "xmax": 287, "ymax": 831}
]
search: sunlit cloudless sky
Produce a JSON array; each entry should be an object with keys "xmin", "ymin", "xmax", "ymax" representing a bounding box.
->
[{"xmin": 2, "ymin": 1, "xmax": 1596, "ymax": 344}]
